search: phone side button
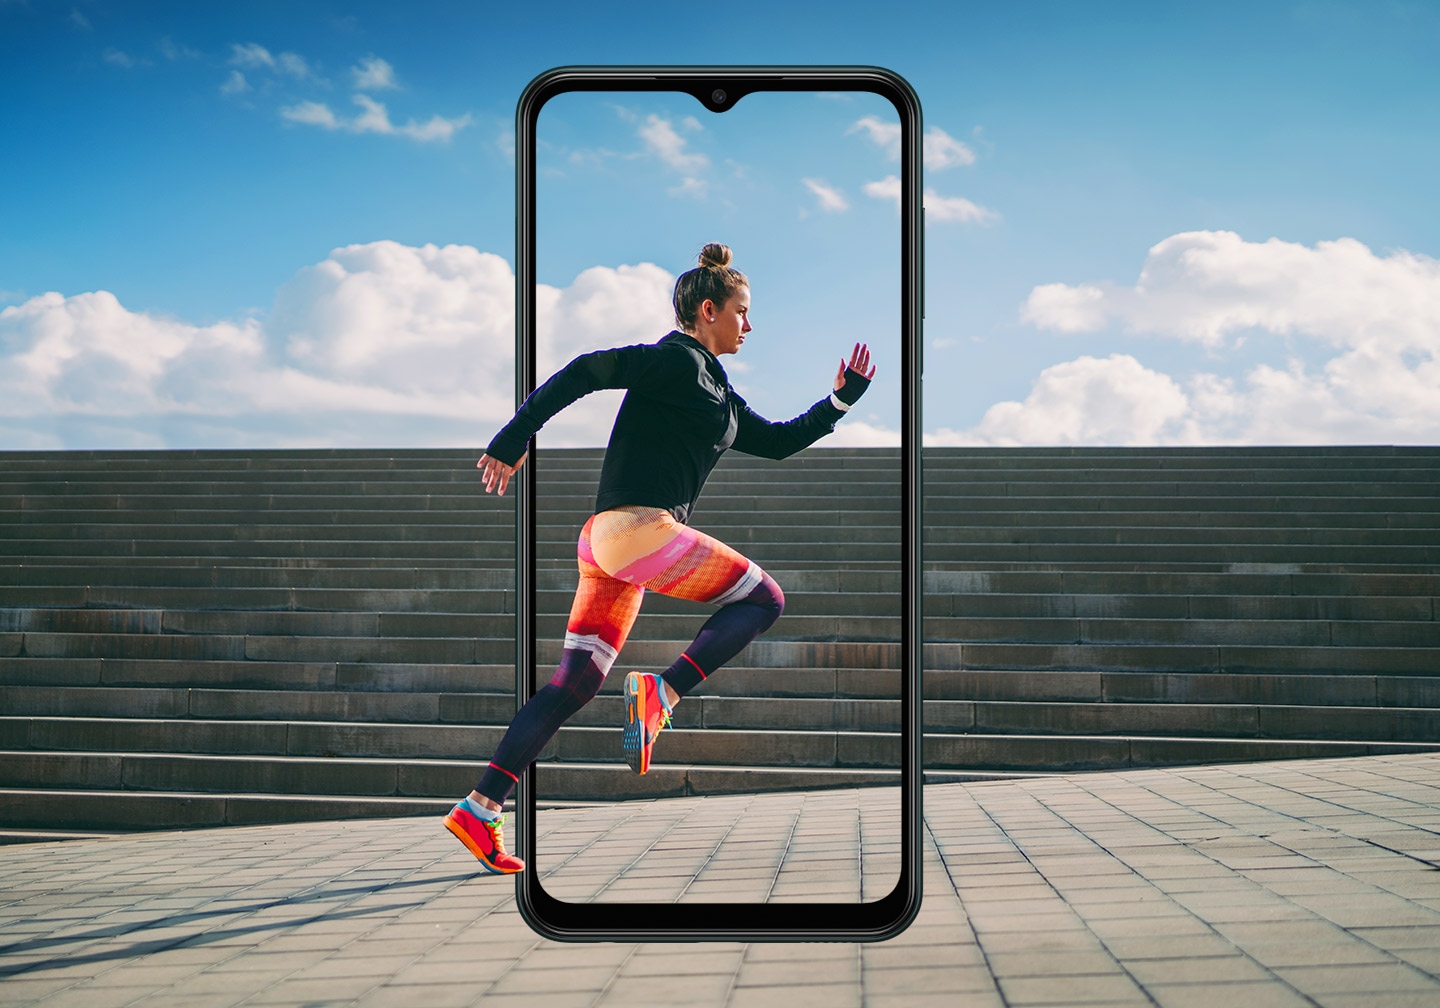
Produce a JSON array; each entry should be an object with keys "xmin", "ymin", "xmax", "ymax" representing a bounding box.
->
[{"xmin": 920, "ymin": 205, "xmax": 926, "ymax": 320}]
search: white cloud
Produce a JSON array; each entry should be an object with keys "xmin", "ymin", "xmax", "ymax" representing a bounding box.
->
[
  {"xmin": 0, "ymin": 290, "xmax": 267, "ymax": 427},
  {"xmin": 0, "ymin": 240, "xmax": 900, "ymax": 452},
  {"xmin": 667, "ymin": 177, "xmax": 708, "ymax": 199},
  {"xmin": 158, "ymin": 37, "xmax": 201, "ymax": 61},
  {"xmin": 0, "ymin": 243, "xmax": 514, "ymax": 448},
  {"xmin": 237, "ymin": 45, "xmax": 463, "ymax": 143},
  {"xmin": 929, "ymin": 355, "xmax": 1190, "ymax": 447},
  {"xmin": 352, "ymin": 55, "xmax": 397, "ymax": 91},
  {"xmin": 0, "ymin": 244, "xmax": 685, "ymax": 450},
  {"xmin": 802, "ymin": 178, "xmax": 849, "ymax": 213},
  {"xmin": 275, "ymin": 52, "xmax": 309, "ymax": 78},
  {"xmin": 823, "ymin": 418, "xmax": 901, "ymax": 447},
  {"xmin": 862, "ymin": 176, "xmax": 998, "ymax": 224},
  {"xmin": 934, "ymin": 348, "xmax": 1440, "ymax": 447},
  {"xmin": 863, "ymin": 175, "xmax": 902, "ymax": 206},
  {"xmin": 1022, "ymin": 282, "xmax": 1108, "ymax": 333},
  {"xmin": 849, "ymin": 117, "xmax": 977, "ymax": 170},
  {"xmin": 853, "ymin": 118, "xmax": 993, "ymax": 222},
  {"xmin": 280, "ymin": 100, "xmax": 339, "ymax": 129},
  {"xmin": 1023, "ymin": 230, "xmax": 1440, "ymax": 350},
  {"xmin": 229, "ymin": 42, "xmax": 309, "ymax": 79},
  {"xmin": 924, "ymin": 127, "xmax": 976, "ymax": 169},
  {"xmin": 279, "ymin": 95, "xmax": 472, "ymax": 142},
  {"xmin": 269, "ymin": 242, "xmax": 513, "ymax": 398},
  {"xmin": 532, "ymin": 262, "xmax": 677, "ymax": 447},
  {"xmin": 849, "ymin": 115, "xmax": 901, "ymax": 159},
  {"xmin": 637, "ymin": 114, "xmax": 708, "ymax": 175},
  {"xmin": 361, "ymin": 96, "xmax": 470, "ymax": 142},
  {"xmin": 228, "ymin": 42, "xmax": 275, "ymax": 70},
  {"xmin": 102, "ymin": 48, "xmax": 146, "ymax": 69},
  {"xmin": 351, "ymin": 94, "xmax": 393, "ymax": 134},
  {"xmin": 924, "ymin": 189, "xmax": 999, "ymax": 224},
  {"xmin": 219, "ymin": 70, "xmax": 250, "ymax": 97},
  {"xmin": 958, "ymin": 230, "xmax": 1440, "ymax": 446},
  {"xmin": 68, "ymin": 8, "xmax": 91, "ymax": 30},
  {"xmin": 629, "ymin": 114, "xmax": 710, "ymax": 196}
]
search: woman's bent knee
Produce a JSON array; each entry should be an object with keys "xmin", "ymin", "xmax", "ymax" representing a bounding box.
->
[{"xmin": 753, "ymin": 572, "xmax": 785, "ymax": 623}]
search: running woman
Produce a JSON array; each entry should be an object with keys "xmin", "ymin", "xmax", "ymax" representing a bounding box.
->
[{"xmin": 443, "ymin": 243, "xmax": 875, "ymax": 874}]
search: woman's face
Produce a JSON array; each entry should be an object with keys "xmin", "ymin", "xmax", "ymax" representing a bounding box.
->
[{"xmin": 702, "ymin": 285, "xmax": 752, "ymax": 356}]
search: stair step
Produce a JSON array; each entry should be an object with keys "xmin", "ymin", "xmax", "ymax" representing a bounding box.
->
[
  {"xmin": 2, "ymin": 443, "xmax": 1437, "ymax": 831},
  {"xmin": 6, "ymin": 686, "xmax": 1439, "ymax": 740},
  {"xmin": 921, "ymin": 733, "xmax": 1440, "ymax": 770},
  {"xmin": 0, "ymin": 717, "xmax": 903, "ymax": 768},
  {"xmin": 0, "ymin": 787, "xmax": 452, "ymax": 830},
  {"xmin": 927, "ymin": 643, "xmax": 1440, "ymax": 676}
]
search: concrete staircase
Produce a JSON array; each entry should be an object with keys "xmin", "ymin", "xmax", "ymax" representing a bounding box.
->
[{"xmin": 1, "ymin": 445, "xmax": 1437, "ymax": 836}]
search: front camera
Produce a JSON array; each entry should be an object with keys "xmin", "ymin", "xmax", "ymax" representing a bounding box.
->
[{"xmin": 710, "ymin": 88, "xmax": 727, "ymax": 105}]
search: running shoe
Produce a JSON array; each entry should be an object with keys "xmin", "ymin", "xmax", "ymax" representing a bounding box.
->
[
  {"xmin": 623, "ymin": 670, "xmax": 672, "ymax": 775},
  {"xmin": 443, "ymin": 803, "xmax": 525, "ymax": 874}
]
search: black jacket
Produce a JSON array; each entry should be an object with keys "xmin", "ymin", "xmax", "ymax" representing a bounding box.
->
[{"xmin": 485, "ymin": 330, "xmax": 849, "ymax": 523}]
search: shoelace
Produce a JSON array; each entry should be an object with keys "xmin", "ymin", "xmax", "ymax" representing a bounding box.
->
[
  {"xmin": 484, "ymin": 814, "xmax": 509, "ymax": 851},
  {"xmin": 642, "ymin": 675, "xmax": 673, "ymax": 737},
  {"xmin": 655, "ymin": 676, "xmax": 673, "ymax": 732}
]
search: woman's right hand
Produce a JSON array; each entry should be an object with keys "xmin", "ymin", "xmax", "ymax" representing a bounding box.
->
[
  {"xmin": 833, "ymin": 343, "xmax": 876, "ymax": 391},
  {"xmin": 477, "ymin": 451, "xmax": 528, "ymax": 496}
]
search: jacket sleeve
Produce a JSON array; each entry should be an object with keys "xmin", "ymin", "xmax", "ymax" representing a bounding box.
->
[
  {"xmin": 729, "ymin": 391, "xmax": 847, "ymax": 460},
  {"xmin": 484, "ymin": 345, "xmax": 656, "ymax": 464}
]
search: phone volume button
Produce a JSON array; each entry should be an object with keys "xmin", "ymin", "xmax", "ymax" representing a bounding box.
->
[{"xmin": 920, "ymin": 206, "xmax": 926, "ymax": 320}]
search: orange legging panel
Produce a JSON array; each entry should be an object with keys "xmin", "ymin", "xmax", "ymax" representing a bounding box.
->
[
  {"xmin": 475, "ymin": 505, "xmax": 781, "ymax": 804},
  {"xmin": 565, "ymin": 506, "xmax": 762, "ymax": 673}
]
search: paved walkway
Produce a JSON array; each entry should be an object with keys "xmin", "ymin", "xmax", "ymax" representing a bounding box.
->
[{"xmin": 4, "ymin": 753, "xmax": 1440, "ymax": 1007}]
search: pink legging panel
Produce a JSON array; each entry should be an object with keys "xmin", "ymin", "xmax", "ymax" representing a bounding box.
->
[{"xmin": 566, "ymin": 505, "xmax": 763, "ymax": 665}]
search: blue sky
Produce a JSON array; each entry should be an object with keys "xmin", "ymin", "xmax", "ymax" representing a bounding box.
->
[{"xmin": 2, "ymin": 0, "xmax": 1438, "ymax": 449}]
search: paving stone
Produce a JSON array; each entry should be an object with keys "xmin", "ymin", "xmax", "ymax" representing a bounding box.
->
[
  {"xmin": 997, "ymin": 971, "xmax": 1147, "ymax": 1005},
  {"xmin": 1122, "ymin": 954, "xmax": 1275, "ymax": 984},
  {"xmin": 986, "ymin": 950, "xmax": 1125, "ymax": 978},
  {"xmin": 240, "ymin": 975, "xmax": 383, "ymax": 1002},
  {"xmin": 122, "ymin": 994, "xmax": 248, "ymax": 1008},
  {"xmin": 350, "ymin": 983, "xmax": 480, "ymax": 1008},
  {"xmin": 486, "ymin": 965, "xmax": 620, "ymax": 994},
  {"xmin": 734, "ymin": 958, "xmax": 859, "ymax": 985},
  {"xmin": 1145, "ymin": 980, "xmax": 1316, "ymax": 1007},
  {"xmin": 6, "ymin": 753, "xmax": 1440, "ymax": 1007},
  {"xmin": 1271, "ymin": 961, "xmax": 1440, "ymax": 995},
  {"xmin": 594, "ymin": 973, "xmax": 737, "ymax": 1004},
  {"xmin": 472, "ymin": 995, "xmax": 595, "ymax": 1008},
  {"xmin": 724, "ymin": 983, "xmax": 862, "ymax": 1008},
  {"xmin": 1351, "ymin": 925, "xmax": 1440, "ymax": 951},
  {"xmin": 1314, "ymin": 995, "xmax": 1440, "ymax": 1008},
  {"xmin": 0, "ymin": 978, "xmax": 76, "ymax": 1002},
  {"xmin": 1096, "ymin": 934, "xmax": 1236, "ymax": 961},
  {"xmin": 865, "ymin": 993, "xmax": 1004, "ymax": 1008}
]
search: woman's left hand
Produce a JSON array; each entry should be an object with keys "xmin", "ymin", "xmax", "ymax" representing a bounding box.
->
[
  {"xmin": 834, "ymin": 343, "xmax": 876, "ymax": 391},
  {"xmin": 476, "ymin": 451, "xmax": 528, "ymax": 496}
]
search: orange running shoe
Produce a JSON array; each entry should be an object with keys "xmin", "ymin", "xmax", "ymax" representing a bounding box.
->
[
  {"xmin": 623, "ymin": 671, "xmax": 672, "ymax": 775},
  {"xmin": 443, "ymin": 803, "xmax": 525, "ymax": 874}
]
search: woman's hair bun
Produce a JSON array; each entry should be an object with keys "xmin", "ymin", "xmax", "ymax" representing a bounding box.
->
[
  {"xmin": 672, "ymin": 242, "xmax": 747, "ymax": 331},
  {"xmin": 698, "ymin": 243, "xmax": 733, "ymax": 269}
]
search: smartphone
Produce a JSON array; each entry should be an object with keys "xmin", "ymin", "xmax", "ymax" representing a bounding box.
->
[{"xmin": 511, "ymin": 66, "xmax": 921, "ymax": 940}]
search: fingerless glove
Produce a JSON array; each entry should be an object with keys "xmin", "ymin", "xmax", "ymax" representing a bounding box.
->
[{"xmin": 832, "ymin": 367, "xmax": 872, "ymax": 407}]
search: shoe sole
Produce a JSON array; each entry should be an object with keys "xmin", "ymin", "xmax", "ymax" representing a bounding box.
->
[
  {"xmin": 443, "ymin": 812, "xmax": 524, "ymax": 875},
  {"xmin": 623, "ymin": 671, "xmax": 649, "ymax": 775}
]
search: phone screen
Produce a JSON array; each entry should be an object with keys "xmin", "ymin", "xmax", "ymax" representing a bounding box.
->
[{"xmin": 513, "ymin": 68, "xmax": 920, "ymax": 940}]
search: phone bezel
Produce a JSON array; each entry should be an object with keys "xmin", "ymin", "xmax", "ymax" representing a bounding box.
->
[{"xmin": 512, "ymin": 65, "xmax": 923, "ymax": 941}]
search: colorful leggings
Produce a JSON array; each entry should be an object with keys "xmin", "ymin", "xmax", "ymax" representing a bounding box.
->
[{"xmin": 475, "ymin": 506, "xmax": 785, "ymax": 803}]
